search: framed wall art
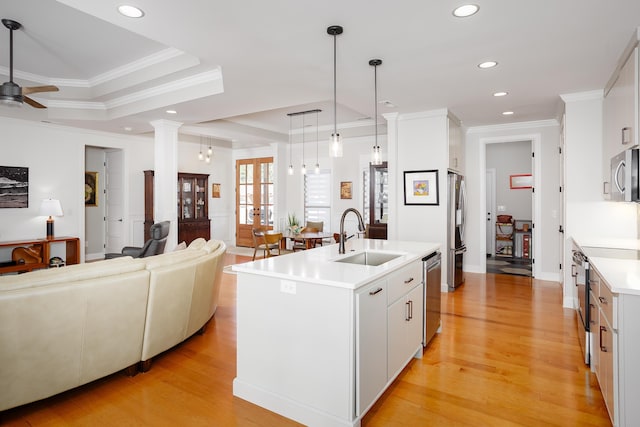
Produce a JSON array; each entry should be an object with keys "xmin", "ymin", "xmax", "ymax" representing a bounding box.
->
[
  {"xmin": 509, "ymin": 174, "xmax": 532, "ymax": 189},
  {"xmin": 212, "ymin": 183, "xmax": 221, "ymax": 198},
  {"xmin": 340, "ymin": 181, "xmax": 352, "ymax": 199},
  {"xmin": 0, "ymin": 166, "xmax": 28, "ymax": 208},
  {"xmin": 404, "ymin": 169, "xmax": 439, "ymax": 205},
  {"xmin": 85, "ymin": 172, "xmax": 98, "ymax": 206}
]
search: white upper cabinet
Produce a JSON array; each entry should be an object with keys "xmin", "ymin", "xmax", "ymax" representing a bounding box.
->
[
  {"xmin": 603, "ymin": 30, "xmax": 640, "ymax": 197},
  {"xmin": 448, "ymin": 115, "xmax": 463, "ymax": 172}
]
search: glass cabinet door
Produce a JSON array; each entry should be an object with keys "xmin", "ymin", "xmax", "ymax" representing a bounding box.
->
[{"xmin": 195, "ymin": 177, "xmax": 206, "ymax": 219}]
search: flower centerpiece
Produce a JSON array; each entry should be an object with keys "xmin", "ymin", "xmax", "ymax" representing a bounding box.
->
[{"xmin": 287, "ymin": 213, "xmax": 303, "ymax": 234}]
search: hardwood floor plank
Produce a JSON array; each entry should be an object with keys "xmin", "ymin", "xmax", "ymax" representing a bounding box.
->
[{"xmin": 1, "ymin": 260, "xmax": 610, "ymax": 426}]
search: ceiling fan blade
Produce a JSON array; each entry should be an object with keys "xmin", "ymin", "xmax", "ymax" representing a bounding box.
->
[
  {"xmin": 23, "ymin": 85, "xmax": 59, "ymax": 95},
  {"xmin": 23, "ymin": 96, "xmax": 46, "ymax": 109}
]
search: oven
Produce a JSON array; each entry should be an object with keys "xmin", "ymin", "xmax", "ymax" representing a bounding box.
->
[{"xmin": 571, "ymin": 248, "xmax": 590, "ymax": 365}]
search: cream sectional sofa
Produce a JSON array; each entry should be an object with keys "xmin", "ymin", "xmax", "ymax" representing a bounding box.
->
[{"xmin": 0, "ymin": 238, "xmax": 226, "ymax": 411}]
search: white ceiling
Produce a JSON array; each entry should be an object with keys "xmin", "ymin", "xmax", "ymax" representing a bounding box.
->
[{"xmin": 1, "ymin": 0, "xmax": 640, "ymax": 148}]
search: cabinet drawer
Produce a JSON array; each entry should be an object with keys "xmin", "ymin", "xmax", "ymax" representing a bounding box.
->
[
  {"xmin": 598, "ymin": 280, "xmax": 615, "ymax": 327},
  {"xmin": 387, "ymin": 262, "xmax": 422, "ymax": 305}
]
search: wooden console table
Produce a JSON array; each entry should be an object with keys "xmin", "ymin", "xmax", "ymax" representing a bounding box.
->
[{"xmin": 0, "ymin": 236, "xmax": 80, "ymax": 274}]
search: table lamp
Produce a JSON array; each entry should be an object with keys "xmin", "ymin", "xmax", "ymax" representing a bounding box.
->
[{"xmin": 40, "ymin": 199, "xmax": 63, "ymax": 239}]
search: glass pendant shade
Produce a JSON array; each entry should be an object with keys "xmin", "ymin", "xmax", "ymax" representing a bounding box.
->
[
  {"xmin": 330, "ymin": 133, "xmax": 343, "ymax": 157},
  {"xmin": 207, "ymin": 146, "xmax": 213, "ymax": 156},
  {"xmin": 301, "ymin": 163, "xmax": 306, "ymax": 175},
  {"xmin": 315, "ymin": 163, "xmax": 320, "ymax": 174},
  {"xmin": 288, "ymin": 164, "xmax": 294, "ymax": 175},
  {"xmin": 371, "ymin": 145, "xmax": 381, "ymax": 165},
  {"xmin": 198, "ymin": 151, "xmax": 204, "ymax": 161}
]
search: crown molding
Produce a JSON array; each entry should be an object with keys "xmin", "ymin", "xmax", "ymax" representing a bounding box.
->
[
  {"xmin": 559, "ymin": 90, "xmax": 603, "ymax": 103},
  {"xmin": 466, "ymin": 119, "xmax": 559, "ymax": 134}
]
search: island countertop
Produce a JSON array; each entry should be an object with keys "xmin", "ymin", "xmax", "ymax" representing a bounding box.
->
[{"xmin": 232, "ymin": 238, "xmax": 440, "ymax": 290}]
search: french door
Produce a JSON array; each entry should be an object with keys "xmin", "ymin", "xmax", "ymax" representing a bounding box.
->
[{"xmin": 236, "ymin": 157, "xmax": 274, "ymax": 247}]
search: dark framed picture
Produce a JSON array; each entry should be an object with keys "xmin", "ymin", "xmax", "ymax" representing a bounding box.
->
[
  {"xmin": 85, "ymin": 172, "xmax": 98, "ymax": 206},
  {"xmin": 0, "ymin": 166, "xmax": 28, "ymax": 208},
  {"xmin": 509, "ymin": 174, "xmax": 532, "ymax": 189},
  {"xmin": 404, "ymin": 170, "xmax": 439, "ymax": 205}
]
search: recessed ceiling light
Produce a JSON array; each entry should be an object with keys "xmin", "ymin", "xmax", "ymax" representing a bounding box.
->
[
  {"xmin": 478, "ymin": 61, "xmax": 498, "ymax": 69},
  {"xmin": 453, "ymin": 4, "xmax": 479, "ymax": 17},
  {"xmin": 380, "ymin": 100, "xmax": 396, "ymax": 108},
  {"xmin": 118, "ymin": 5, "xmax": 144, "ymax": 18},
  {"xmin": 493, "ymin": 91, "xmax": 508, "ymax": 97},
  {"xmin": 124, "ymin": 126, "xmax": 133, "ymax": 131},
  {"xmin": 502, "ymin": 111, "xmax": 514, "ymax": 116},
  {"xmin": 166, "ymin": 109, "xmax": 177, "ymax": 114}
]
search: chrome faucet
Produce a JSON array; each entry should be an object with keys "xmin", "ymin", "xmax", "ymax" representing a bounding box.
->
[{"xmin": 339, "ymin": 208, "xmax": 366, "ymax": 254}]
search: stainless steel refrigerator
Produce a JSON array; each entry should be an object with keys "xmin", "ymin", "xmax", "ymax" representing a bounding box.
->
[{"xmin": 447, "ymin": 171, "xmax": 466, "ymax": 290}]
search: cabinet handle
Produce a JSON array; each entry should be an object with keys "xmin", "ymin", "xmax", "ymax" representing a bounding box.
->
[
  {"xmin": 599, "ymin": 296, "xmax": 608, "ymax": 305},
  {"xmin": 600, "ymin": 326, "xmax": 608, "ymax": 352},
  {"xmin": 369, "ymin": 287, "xmax": 383, "ymax": 296},
  {"xmin": 571, "ymin": 264, "xmax": 577, "ymax": 278},
  {"xmin": 409, "ymin": 300, "xmax": 413, "ymax": 320},
  {"xmin": 589, "ymin": 303, "xmax": 596, "ymax": 324},
  {"xmin": 405, "ymin": 301, "xmax": 410, "ymax": 321},
  {"xmin": 622, "ymin": 127, "xmax": 631, "ymax": 145},
  {"xmin": 404, "ymin": 277, "xmax": 414, "ymax": 284}
]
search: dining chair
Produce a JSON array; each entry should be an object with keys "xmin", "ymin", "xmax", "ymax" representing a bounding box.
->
[
  {"xmin": 252, "ymin": 227, "xmax": 279, "ymax": 260},
  {"xmin": 305, "ymin": 221, "xmax": 324, "ymax": 247},
  {"xmin": 263, "ymin": 232, "xmax": 282, "ymax": 257}
]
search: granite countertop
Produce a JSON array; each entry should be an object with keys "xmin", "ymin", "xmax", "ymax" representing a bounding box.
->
[
  {"xmin": 232, "ymin": 238, "xmax": 440, "ymax": 290},
  {"xmin": 573, "ymin": 237, "xmax": 640, "ymax": 296}
]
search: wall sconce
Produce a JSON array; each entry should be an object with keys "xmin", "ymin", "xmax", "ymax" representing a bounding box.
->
[{"xmin": 40, "ymin": 198, "xmax": 63, "ymax": 239}]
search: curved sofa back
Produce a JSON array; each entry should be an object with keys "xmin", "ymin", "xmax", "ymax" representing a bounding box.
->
[
  {"xmin": 140, "ymin": 241, "xmax": 227, "ymax": 362},
  {"xmin": 0, "ymin": 263, "xmax": 150, "ymax": 411},
  {"xmin": 0, "ymin": 239, "xmax": 227, "ymax": 412}
]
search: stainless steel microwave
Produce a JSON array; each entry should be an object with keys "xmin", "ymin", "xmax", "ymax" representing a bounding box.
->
[{"xmin": 611, "ymin": 148, "xmax": 640, "ymax": 202}]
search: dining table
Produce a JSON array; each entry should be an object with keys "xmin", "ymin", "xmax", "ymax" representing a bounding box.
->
[{"xmin": 279, "ymin": 229, "xmax": 333, "ymax": 250}]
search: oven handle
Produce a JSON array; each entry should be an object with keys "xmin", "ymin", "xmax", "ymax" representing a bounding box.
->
[{"xmin": 614, "ymin": 159, "xmax": 626, "ymax": 193}]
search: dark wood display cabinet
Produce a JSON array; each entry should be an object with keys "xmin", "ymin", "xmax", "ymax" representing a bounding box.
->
[
  {"xmin": 367, "ymin": 162, "xmax": 388, "ymax": 239},
  {"xmin": 144, "ymin": 171, "xmax": 210, "ymax": 245},
  {"xmin": 177, "ymin": 172, "xmax": 210, "ymax": 244}
]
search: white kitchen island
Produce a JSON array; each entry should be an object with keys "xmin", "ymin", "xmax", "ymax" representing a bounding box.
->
[{"xmin": 232, "ymin": 238, "xmax": 440, "ymax": 427}]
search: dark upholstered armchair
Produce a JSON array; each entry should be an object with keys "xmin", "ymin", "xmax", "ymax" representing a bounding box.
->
[{"xmin": 105, "ymin": 221, "xmax": 170, "ymax": 259}]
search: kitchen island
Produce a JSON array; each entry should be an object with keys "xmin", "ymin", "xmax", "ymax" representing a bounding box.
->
[{"xmin": 232, "ymin": 238, "xmax": 440, "ymax": 427}]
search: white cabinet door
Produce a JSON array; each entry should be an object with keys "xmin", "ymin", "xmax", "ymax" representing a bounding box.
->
[
  {"xmin": 387, "ymin": 282, "xmax": 424, "ymax": 380},
  {"xmin": 356, "ymin": 280, "xmax": 388, "ymax": 416},
  {"xmin": 603, "ymin": 47, "xmax": 638, "ymax": 195}
]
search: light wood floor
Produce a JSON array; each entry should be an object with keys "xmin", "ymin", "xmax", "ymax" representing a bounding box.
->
[{"xmin": 1, "ymin": 254, "xmax": 611, "ymax": 426}]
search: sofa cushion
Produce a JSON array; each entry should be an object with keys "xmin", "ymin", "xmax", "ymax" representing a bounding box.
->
[
  {"xmin": 143, "ymin": 248, "xmax": 206, "ymax": 270},
  {"xmin": 187, "ymin": 238, "xmax": 207, "ymax": 250},
  {"xmin": 0, "ymin": 257, "xmax": 146, "ymax": 291}
]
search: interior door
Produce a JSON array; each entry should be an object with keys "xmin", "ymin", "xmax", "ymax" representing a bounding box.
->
[
  {"xmin": 105, "ymin": 150, "xmax": 125, "ymax": 253},
  {"xmin": 236, "ymin": 157, "xmax": 274, "ymax": 247}
]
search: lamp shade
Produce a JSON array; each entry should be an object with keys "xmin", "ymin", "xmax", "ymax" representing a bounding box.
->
[{"xmin": 40, "ymin": 199, "xmax": 63, "ymax": 217}]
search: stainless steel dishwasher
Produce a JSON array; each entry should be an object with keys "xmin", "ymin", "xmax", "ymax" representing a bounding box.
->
[{"xmin": 423, "ymin": 251, "xmax": 442, "ymax": 347}]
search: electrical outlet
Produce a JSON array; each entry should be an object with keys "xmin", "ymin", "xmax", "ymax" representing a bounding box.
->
[
  {"xmin": 497, "ymin": 205, "xmax": 506, "ymax": 212},
  {"xmin": 280, "ymin": 280, "xmax": 296, "ymax": 295}
]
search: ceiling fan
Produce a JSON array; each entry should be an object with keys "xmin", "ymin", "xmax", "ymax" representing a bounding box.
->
[{"xmin": 0, "ymin": 19, "xmax": 58, "ymax": 108}]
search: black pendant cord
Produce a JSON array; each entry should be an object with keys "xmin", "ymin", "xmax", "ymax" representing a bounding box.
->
[
  {"xmin": 8, "ymin": 25, "xmax": 13, "ymax": 82},
  {"xmin": 374, "ymin": 63, "xmax": 378, "ymax": 149},
  {"xmin": 333, "ymin": 33, "xmax": 337, "ymax": 135}
]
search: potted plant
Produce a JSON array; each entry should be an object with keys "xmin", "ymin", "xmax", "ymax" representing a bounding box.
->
[{"xmin": 287, "ymin": 213, "xmax": 303, "ymax": 234}]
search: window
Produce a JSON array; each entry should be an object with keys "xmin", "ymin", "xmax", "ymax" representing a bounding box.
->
[{"xmin": 304, "ymin": 170, "xmax": 331, "ymax": 231}]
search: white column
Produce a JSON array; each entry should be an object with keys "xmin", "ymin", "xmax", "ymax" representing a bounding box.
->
[
  {"xmin": 383, "ymin": 112, "xmax": 399, "ymax": 240},
  {"xmin": 150, "ymin": 119, "xmax": 182, "ymax": 252}
]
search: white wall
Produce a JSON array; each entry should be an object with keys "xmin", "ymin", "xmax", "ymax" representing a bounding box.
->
[
  {"xmin": 465, "ymin": 120, "xmax": 561, "ymax": 281},
  {"xmin": 0, "ymin": 117, "xmax": 155, "ymax": 263},
  {"xmin": 388, "ymin": 110, "xmax": 449, "ymax": 288},
  {"xmin": 486, "ymin": 141, "xmax": 532, "ymax": 221}
]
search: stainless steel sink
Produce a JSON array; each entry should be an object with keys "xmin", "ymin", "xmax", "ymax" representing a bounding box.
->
[{"xmin": 333, "ymin": 251, "xmax": 402, "ymax": 266}]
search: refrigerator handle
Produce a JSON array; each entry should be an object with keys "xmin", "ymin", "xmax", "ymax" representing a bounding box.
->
[{"xmin": 459, "ymin": 179, "xmax": 467, "ymax": 242}]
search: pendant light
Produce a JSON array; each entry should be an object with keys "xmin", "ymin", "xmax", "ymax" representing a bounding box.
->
[
  {"xmin": 314, "ymin": 109, "xmax": 320, "ymax": 174},
  {"xmin": 300, "ymin": 113, "xmax": 306, "ymax": 175},
  {"xmin": 370, "ymin": 59, "xmax": 382, "ymax": 165},
  {"xmin": 288, "ymin": 114, "xmax": 294, "ymax": 175},
  {"xmin": 327, "ymin": 25, "xmax": 343, "ymax": 157},
  {"xmin": 198, "ymin": 136, "xmax": 204, "ymax": 161},
  {"xmin": 206, "ymin": 136, "xmax": 212, "ymax": 163}
]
